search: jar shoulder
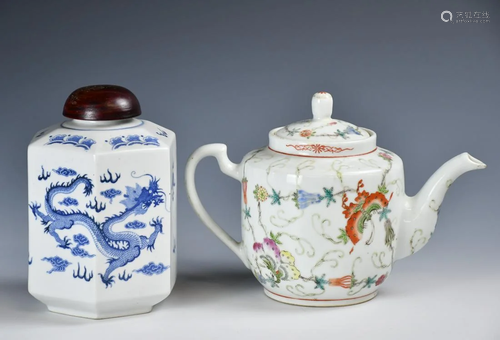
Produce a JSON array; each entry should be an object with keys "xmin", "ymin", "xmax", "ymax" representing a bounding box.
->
[{"xmin": 28, "ymin": 119, "xmax": 175, "ymax": 154}]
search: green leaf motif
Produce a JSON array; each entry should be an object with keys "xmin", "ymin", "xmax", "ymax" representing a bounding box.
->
[
  {"xmin": 314, "ymin": 274, "xmax": 328, "ymax": 290},
  {"xmin": 377, "ymin": 184, "xmax": 389, "ymax": 194},
  {"xmin": 337, "ymin": 228, "xmax": 349, "ymax": 244},
  {"xmin": 292, "ymin": 191, "xmax": 299, "ymax": 209},
  {"xmin": 275, "ymin": 270, "xmax": 283, "ymax": 283},
  {"xmin": 270, "ymin": 231, "xmax": 282, "ymax": 245},
  {"xmin": 262, "ymin": 257, "xmax": 273, "ymax": 272},
  {"xmin": 270, "ymin": 189, "xmax": 281, "ymax": 205},
  {"xmin": 243, "ymin": 207, "xmax": 251, "ymax": 218},
  {"xmin": 320, "ymin": 187, "xmax": 336, "ymax": 207},
  {"xmin": 364, "ymin": 275, "xmax": 377, "ymax": 288}
]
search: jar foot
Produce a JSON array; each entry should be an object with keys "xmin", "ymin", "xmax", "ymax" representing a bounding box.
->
[{"xmin": 47, "ymin": 305, "xmax": 153, "ymax": 319}]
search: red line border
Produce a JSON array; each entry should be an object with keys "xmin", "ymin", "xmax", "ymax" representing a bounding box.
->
[
  {"xmin": 266, "ymin": 289, "xmax": 376, "ymax": 302},
  {"xmin": 268, "ymin": 147, "xmax": 378, "ymax": 158}
]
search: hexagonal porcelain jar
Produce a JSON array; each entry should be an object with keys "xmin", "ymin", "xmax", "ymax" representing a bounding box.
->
[
  {"xmin": 27, "ymin": 85, "xmax": 177, "ymax": 319},
  {"xmin": 186, "ymin": 91, "xmax": 486, "ymax": 307}
]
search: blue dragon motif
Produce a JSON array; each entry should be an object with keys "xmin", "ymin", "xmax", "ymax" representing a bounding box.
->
[{"xmin": 29, "ymin": 173, "xmax": 166, "ymax": 288}]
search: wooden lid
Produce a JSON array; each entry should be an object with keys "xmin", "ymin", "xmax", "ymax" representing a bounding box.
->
[{"xmin": 62, "ymin": 85, "xmax": 141, "ymax": 120}]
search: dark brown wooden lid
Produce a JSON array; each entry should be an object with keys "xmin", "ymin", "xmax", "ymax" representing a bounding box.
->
[{"xmin": 62, "ymin": 85, "xmax": 141, "ymax": 120}]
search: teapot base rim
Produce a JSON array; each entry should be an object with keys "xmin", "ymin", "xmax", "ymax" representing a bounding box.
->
[{"xmin": 263, "ymin": 289, "xmax": 377, "ymax": 307}]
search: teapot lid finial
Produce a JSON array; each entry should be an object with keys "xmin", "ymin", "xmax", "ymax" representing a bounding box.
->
[
  {"xmin": 312, "ymin": 92, "xmax": 333, "ymax": 120},
  {"xmin": 268, "ymin": 91, "xmax": 377, "ymax": 157}
]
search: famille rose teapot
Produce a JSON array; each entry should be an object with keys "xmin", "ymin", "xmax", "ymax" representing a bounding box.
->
[
  {"xmin": 28, "ymin": 85, "xmax": 177, "ymax": 319},
  {"xmin": 186, "ymin": 91, "xmax": 486, "ymax": 306}
]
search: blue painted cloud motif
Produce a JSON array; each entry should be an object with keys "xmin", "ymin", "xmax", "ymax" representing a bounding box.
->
[
  {"xmin": 59, "ymin": 197, "xmax": 78, "ymax": 206},
  {"xmin": 108, "ymin": 135, "xmax": 160, "ymax": 150},
  {"xmin": 70, "ymin": 234, "xmax": 95, "ymax": 258},
  {"xmin": 53, "ymin": 167, "xmax": 77, "ymax": 177},
  {"xmin": 71, "ymin": 246, "xmax": 95, "ymax": 258},
  {"xmin": 100, "ymin": 189, "xmax": 122, "ymax": 203},
  {"xmin": 42, "ymin": 256, "xmax": 71, "ymax": 274},
  {"xmin": 46, "ymin": 134, "xmax": 96, "ymax": 150},
  {"xmin": 134, "ymin": 262, "xmax": 169, "ymax": 276},
  {"xmin": 73, "ymin": 234, "xmax": 90, "ymax": 246},
  {"xmin": 125, "ymin": 220, "xmax": 146, "ymax": 229}
]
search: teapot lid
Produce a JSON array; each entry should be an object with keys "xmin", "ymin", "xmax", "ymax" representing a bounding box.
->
[{"xmin": 268, "ymin": 92, "xmax": 377, "ymax": 157}]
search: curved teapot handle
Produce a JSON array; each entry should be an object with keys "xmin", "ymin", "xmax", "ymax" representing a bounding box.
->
[{"xmin": 185, "ymin": 143, "xmax": 249, "ymax": 268}]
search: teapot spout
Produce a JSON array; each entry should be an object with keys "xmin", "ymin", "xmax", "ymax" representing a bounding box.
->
[{"xmin": 395, "ymin": 153, "xmax": 486, "ymax": 261}]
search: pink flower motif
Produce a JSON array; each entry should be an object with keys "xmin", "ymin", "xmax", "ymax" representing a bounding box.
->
[
  {"xmin": 263, "ymin": 237, "xmax": 281, "ymax": 260},
  {"xmin": 375, "ymin": 274, "xmax": 387, "ymax": 286},
  {"xmin": 300, "ymin": 130, "xmax": 313, "ymax": 137},
  {"xmin": 253, "ymin": 239, "xmax": 280, "ymax": 260},
  {"xmin": 378, "ymin": 152, "xmax": 392, "ymax": 161},
  {"xmin": 252, "ymin": 238, "xmax": 301, "ymax": 284},
  {"xmin": 253, "ymin": 242, "xmax": 263, "ymax": 252}
]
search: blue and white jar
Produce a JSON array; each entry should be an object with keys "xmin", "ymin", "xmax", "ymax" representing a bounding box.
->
[{"xmin": 27, "ymin": 85, "xmax": 176, "ymax": 319}]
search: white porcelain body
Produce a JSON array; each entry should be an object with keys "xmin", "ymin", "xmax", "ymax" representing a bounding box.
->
[
  {"xmin": 186, "ymin": 143, "xmax": 485, "ymax": 306},
  {"xmin": 239, "ymin": 146, "xmax": 402, "ymax": 304},
  {"xmin": 28, "ymin": 118, "xmax": 177, "ymax": 319}
]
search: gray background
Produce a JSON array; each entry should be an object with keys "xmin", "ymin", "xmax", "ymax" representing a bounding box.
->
[{"xmin": 0, "ymin": 0, "xmax": 499, "ymax": 338}]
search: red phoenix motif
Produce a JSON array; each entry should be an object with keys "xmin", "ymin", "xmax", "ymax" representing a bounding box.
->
[{"xmin": 342, "ymin": 180, "xmax": 393, "ymax": 254}]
